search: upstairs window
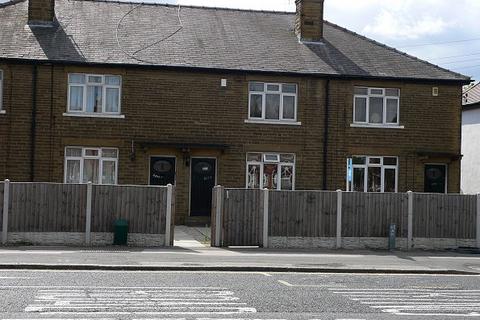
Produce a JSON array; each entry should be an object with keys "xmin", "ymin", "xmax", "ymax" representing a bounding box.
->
[
  {"xmin": 354, "ymin": 87, "xmax": 400, "ymax": 125},
  {"xmin": 246, "ymin": 153, "xmax": 295, "ymax": 190},
  {"xmin": 249, "ymin": 82, "xmax": 298, "ymax": 122},
  {"xmin": 65, "ymin": 147, "xmax": 118, "ymax": 185},
  {"xmin": 68, "ymin": 74, "xmax": 122, "ymax": 115},
  {"xmin": 0, "ymin": 69, "xmax": 3, "ymax": 112}
]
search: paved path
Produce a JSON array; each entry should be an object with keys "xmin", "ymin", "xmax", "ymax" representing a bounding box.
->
[
  {"xmin": 174, "ymin": 226, "xmax": 208, "ymax": 249},
  {"xmin": 0, "ymin": 226, "xmax": 478, "ymax": 274},
  {"xmin": 0, "ymin": 245, "xmax": 478, "ymax": 274}
]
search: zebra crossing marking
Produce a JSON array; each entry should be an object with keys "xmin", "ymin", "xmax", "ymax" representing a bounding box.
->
[
  {"xmin": 331, "ymin": 288, "xmax": 480, "ymax": 317},
  {"xmin": 24, "ymin": 287, "xmax": 256, "ymax": 315}
]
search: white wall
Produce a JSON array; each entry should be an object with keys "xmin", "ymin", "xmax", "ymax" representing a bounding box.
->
[{"xmin": 461, "ymin": 108, "xmax": 480, "ymax": 194}]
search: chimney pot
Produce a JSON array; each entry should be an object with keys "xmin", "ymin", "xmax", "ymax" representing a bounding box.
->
[
  {"xmin": 295, "ymin": 0, "xmax": 325, "ymax": 42},
  {"xmin": 28, "ymin": 0, "xmax": 55, "ymax": 25}
]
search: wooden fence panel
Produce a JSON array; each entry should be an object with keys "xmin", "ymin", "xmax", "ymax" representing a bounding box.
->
[
  {"xmin": 342, "ymin": 192, "xmax": 408, "ymax": 237},
  {"xmin": 222, "ymin": 189, "xmax": 262, "ymax": 246},
  {"xmin": 91, "ymin": 185, "xmax": 167, "ymax": 234},
  {"xmin": 8, "ymin": 183, "xmax": 87, "ymax": 232},
  {"xmin": 413, "ymin": 193, "xmax": 476, "ymax": 239},
  {"xmin": 0, "ymin": 182, "xmax": 4, "ymax": 231},
  {"xmin": 269, "ymin": 191, "xmax": 337, "ymax": 237}
]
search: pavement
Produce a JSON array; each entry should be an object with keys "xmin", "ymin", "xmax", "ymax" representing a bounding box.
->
[{"xmin": 0, "ymin": 226, "xmax": 479, "ymax": 274}]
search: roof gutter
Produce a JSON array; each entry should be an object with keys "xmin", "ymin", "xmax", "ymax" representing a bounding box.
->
[
  {"xmin": 0, "ymin": 57, "xmax": 472, "ymax": 85},
  {"xmin": 322, "ymin": 79, "xmax": 330, "ymax": 190}
]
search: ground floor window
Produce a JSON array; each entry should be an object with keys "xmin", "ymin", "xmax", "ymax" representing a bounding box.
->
[
  {"xmin": 246, "ymin": 153, "xmax": 295, "ymax": 190},
  {"xmin": 64, "ymin": 147, "xmax": 118, "ymax": 184},
  {"xmin": 347, "ymin": 156, "xmax": 398, "ymax": 192}
]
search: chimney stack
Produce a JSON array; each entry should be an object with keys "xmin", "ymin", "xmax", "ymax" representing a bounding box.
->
[
  {"xmin": 28, "ymin": 0, "xmax": 55, "ymax": 25},
  {"xmin": 295, "ymin": 0, "xmax": 325, "ymax": 42}
]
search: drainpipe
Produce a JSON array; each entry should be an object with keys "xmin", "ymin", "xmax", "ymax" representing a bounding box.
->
[
  {"xmin": 322, "ymin": 79, "xmax": 330, "ymax": 190},
  {"xmin": 30, "ymin": 64, "xmax": 38, "ymax": 182},
  {"xmin": 49, "ymin": 64, "xmax": 54, "ymax": 180}
]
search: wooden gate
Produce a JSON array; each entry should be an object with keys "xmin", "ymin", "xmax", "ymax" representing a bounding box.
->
[{"xmin": 211, "ymin": 187, "xmax": 264, "ymax": 247}]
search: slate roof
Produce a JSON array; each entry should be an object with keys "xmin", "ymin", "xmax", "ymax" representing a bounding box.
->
[
  {"xmin": 463, "ymin": 83, "xmax": 480, "ymax": 105},
  {"xmin": 0, "ymin": 0, "xmax": 470, "ymax": 82}
]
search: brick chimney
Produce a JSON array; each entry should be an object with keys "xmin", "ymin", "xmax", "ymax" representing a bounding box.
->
[
  {"xmin": 295, "ymin": 0, "xmax": 325, "ymax": 42},
  {"xmin": 28, "ymin": 0, "xmax": 55, "ymax": 25}
]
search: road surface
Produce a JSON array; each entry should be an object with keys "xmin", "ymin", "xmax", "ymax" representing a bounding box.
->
[{"xmin": 0, "ymin": 270, "xmax": 479, "ymax": 320}]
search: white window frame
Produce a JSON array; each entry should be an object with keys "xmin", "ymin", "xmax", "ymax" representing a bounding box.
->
[
  {"xmin": 67, "ymin": 73, "xmax": 122, "ymax": 116},
  {"xmin": 246, "ymin": 152, "xmax": 296, "ymax": 190},
  {"xmin": 248, "ymin": 82, "xmax": 298, "ymax": 123},
  {"xmin": 347, "ymin": 156, "xmax": 398, "ymax": 193},
  {"xmin": 353, "ymin": 87, "xmax": 400, "ymax": 126},
  {"xmin": 64, "ymin": 147, "xmax": 119, "ymax": 185},
  {"xmin": 0, "ymin": 69, "xmax": 4, "ymax": 113}
]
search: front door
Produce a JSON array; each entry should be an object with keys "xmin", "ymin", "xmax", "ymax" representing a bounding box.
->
[
  {"xmin": 150, "ymin": 157, "xmax": 176, "ymax": 186},
  {"xmin": 424, "ymin": 164, "xmax": 447, "ymax": 193},
  {"xmin": 190, "ymin": 158, "xmax": 216, "ymax": 216}
]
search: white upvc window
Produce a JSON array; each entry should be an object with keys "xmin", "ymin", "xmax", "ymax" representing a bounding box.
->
[
  {"xmin": 246, "ymin": 152, "xmax": 295, "ymax": 190},
  {"xmin": 67, "ymin": 74, "xmax": 122, "ymax": 115},
  {"xmin": 0, "ymin": 69, "xmax": 4, "ymax": 112},
  {"xmin": 64, "ymin": 147, "xmax": 118, "ymax": 185},
  {"xmin": 248, "ymin": 82, "xmax": 298, "ymax": 122},
  {"xmin": 347, "ymin": 156, "xmax": 398, "ymax": 193},
  {"xmin": 353, "ymin": 87, "xmax": 400, "ymax": 126}
]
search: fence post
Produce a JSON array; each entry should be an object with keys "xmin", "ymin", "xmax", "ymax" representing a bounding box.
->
[
  {"xmin": 165, "ymin": 184, "xmax": 173, "ymax": 247},
  {"xmin": 214, "ymin": 185, "xmax": 224, "ymax": 247},
  {"xmin": 85, "ymin": 182, "xmax": 93, "ymax": 246},
  {"xmin": 263, "ymin": 188, "xmax": 269, "ymax": 248},
  {"xmin": 477, "ymin": 194, "xmax": 480, "ymax": 249},
  {"xmin": 336, "ymin": 189, "xmax": 342, "ymax": 249},
  {"xmin": 407, "ymin": 191, "xmax": 413, "ymax": 251},
  {"xmin": 2, "ymin": 179, "xmax": 10, "ymax": 245}
]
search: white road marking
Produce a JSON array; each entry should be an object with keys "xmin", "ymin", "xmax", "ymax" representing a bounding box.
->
[
  {"xmin": 332, "ymin": 287, "xmax": 480, "ymax": 317},
  {"xmin": 277, "ymin": 280, "xmax": 294, "ymax": 287},
  {"xmin": 277, "ymin": 280, "xmax": 345, "ymax": 288},
  {"xmin": 25, "ymin": 287, "xmax": 257, "ymax": 315}
]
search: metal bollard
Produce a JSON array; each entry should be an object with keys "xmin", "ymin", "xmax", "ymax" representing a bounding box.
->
[{"xmin": 388, "ymin": 224, "xmax": 397, "ymax": 251}]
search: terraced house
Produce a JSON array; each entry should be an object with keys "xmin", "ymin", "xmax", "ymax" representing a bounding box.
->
[{"xmin": 0, "ymin": 0, "xmax": 470, "ymax": 224}]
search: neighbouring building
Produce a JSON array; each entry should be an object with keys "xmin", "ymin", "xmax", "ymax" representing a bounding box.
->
[
  {"xmin": 462, "ymin": 83, "xmax": 480, "ymax": 194},
  {"xmin": 0, "ymin": 0, "xmax": 470, "ymax": 224}
]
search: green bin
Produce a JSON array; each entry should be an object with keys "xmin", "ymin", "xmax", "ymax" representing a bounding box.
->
[{"xmin": 113, "ymin": 219, "xmax": 129, "ymax": 245}]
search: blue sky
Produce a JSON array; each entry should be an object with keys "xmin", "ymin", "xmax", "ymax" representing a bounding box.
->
[{"xmin": 2, "ymin": 0, "xmax": 479, "ymax": 82}]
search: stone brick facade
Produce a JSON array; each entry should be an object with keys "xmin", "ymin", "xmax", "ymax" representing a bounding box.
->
[
  {"xmin": 0, "ymin": 62, "xmax": 463, "ymax": 224},
  {"xmin": 28, "ymin": 0, "xmax": 55, "ymax": 23},
  {"xmin": 295, "ymin": 0, "xmax": 324, "ymax": 42}
]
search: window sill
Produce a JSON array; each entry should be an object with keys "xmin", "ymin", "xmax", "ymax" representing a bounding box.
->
[
  {"xmin": 63, "ymin": 113, "xmax": 125, "ymax": 119},
  {"xmin": 244, "ymin": 119, "xmax": 302, "ymax": 126},
  {"xmin": 0, "ymin": 110, "xmax": 5, "ymax": 114},
  {"xmin": 350, "ymin": 123, "xmax": 405, "ymax": 129}
]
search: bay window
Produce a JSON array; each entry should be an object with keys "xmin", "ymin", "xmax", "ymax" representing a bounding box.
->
[
  {"xmin": 353, "ymin": 87, "xmax": 400, "ymax": 125},
  {"xmin": 248, "ymin": 82, "xmax": 298, "ymax": 122},
  {"xmin": 68, "ymin": 74, "xmax": 122, "ymax": 115},
  {"xmin": 246, "ymin": 153, "xmax": 295, "ymax": 190},
  {"xmin": 65, "ymin": 147, "xmax": 118, "ymax": 184},
  {"xmin": 348, "ymin": 156, "xmax": 398, "ymax": 193}
]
